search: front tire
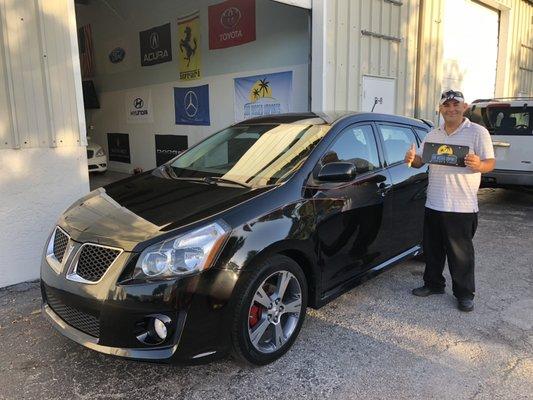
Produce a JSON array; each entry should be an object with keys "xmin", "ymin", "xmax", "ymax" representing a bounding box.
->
[{"xmin": 230, "ymin": 254, "xmax": 308, "ymax": 365}]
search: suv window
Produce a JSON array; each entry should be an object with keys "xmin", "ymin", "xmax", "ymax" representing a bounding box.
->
[
  {"xmin": 320, "ymin": 124, "xmax": 380, "ymax": 174},
  {"xmin": 378, "ymin": 125, "xmax": 418, "ymax": 165},
  {"xmin": 470, "ymin": 105, "xmax": 533, "ymax": 135},
  {"xmin": 414, "ymin": 128, "xmax": 429, "ymax": 143}
]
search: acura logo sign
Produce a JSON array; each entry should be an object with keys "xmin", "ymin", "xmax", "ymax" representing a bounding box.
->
[
  {"xmin": 184, "ymin": 91, "xmax": 199, "ymax": 118},
  {"xmin": 150, "ymin": 32, "xmax": 160, "ymax": 49}
]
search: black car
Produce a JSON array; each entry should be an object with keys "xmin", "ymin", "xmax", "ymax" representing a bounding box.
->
[{"xmin": 41, "ymin": 112, "xmax": 431, "ymax": 365}]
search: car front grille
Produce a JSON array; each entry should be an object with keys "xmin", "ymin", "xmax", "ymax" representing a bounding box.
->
[
  {"xmin": 46, "ymin": 289, "xmax": 100, "ymax": 338},
  {"xmin": 87, "ymin": 149, "xmax": 94, "ymax": 159},
  {"xmin": 76, "ymin": 244, "xmax": 121, "ymax": 282},
  {"xmin": 53, "ymin": 228, "xmax": 69, "ymax": 263}
]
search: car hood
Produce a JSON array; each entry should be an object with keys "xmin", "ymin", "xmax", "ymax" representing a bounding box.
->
[{"xmin": 60, "ymin": 169, "xmax": 273, "ymax": 250}]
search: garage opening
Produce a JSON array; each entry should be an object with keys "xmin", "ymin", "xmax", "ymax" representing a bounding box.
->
[
  {"xmin": 441, "ymin": 0, "xmax": 500, "ymax": 103},
  {"xmin": 73, "ymin": 0, "xmax": 311, "ymax": 189}
]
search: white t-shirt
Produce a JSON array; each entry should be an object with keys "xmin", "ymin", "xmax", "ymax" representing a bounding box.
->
[{"xmin": 417, "ymin": 118, "xmax": 495, "ymax": 213}]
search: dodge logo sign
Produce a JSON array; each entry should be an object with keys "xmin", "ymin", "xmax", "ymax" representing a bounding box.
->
[
  {"xmin": 134, "ymin": 98, "xmax": 144, "ymax": 109},
  {"xmin": 184, "ymin": 91, "xmax": 199, "ymax": 118}
]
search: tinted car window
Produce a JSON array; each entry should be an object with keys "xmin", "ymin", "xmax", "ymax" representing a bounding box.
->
[
  {"xmin": 471, "ymin": 105, "xmax": 533, "ymax": 135},
  {"xmin": 414, "ymin": 128, "xmax": 429, "ymax": 143},
  {"xmin": 321, "ymin": 125, "xmax": 380, "ymax": 174},
  {"xmin": 378, "ymin": 125, "xmax": 418, "ymax": 165}
]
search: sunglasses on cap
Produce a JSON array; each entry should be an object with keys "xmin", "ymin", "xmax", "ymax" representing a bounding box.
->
[{"xmin": 440, "ymin": 90, "xmax": 465, "ymax": 104}]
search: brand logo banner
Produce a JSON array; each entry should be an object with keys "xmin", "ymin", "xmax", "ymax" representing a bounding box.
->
[
  {"xmin": 140, "ymin": 23, "xmax": 172, "ymax": 66},
  {"xmin": 107, "ymin": 133, "xmax": 131, "ymax": 164},
  {"xmin": 125, "ymin": 89, "xmax": 153, "ymax": 123},
  {"xmin": 208, "ymin": 0, "xmax": 256, "ymax": 49},
  {"xmin": 234, "ymin": 71, "xmax": 292, "ymax": 122},
  {"xmin": 155, "ymin": 134, "xmax": 189, "ymax": 166},
  {"xmin": 178, "ymin": 11, "xmax": 201, "ymax": 81},
  {"xmin": 174, "ymin": 85, "xmax": 210, "ymax": 126}
]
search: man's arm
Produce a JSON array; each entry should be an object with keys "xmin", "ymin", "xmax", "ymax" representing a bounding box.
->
[{"xmin": 404, "ymin": 144, "xmax": 425, "ymax": 168}]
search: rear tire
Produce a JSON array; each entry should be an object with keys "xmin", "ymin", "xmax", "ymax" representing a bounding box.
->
[{"xmin": 230, "ymin": 254, "xmax": 308, "ymax": 365}]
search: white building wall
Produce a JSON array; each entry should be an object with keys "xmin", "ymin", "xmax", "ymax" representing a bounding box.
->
[{"xmin": 0, "ymin": 0, "xmax": 89, "ymax": 287}]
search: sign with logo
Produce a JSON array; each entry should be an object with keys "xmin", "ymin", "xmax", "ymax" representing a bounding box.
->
[
  {"xmin": 208, "ymin": 0, "xmax": 256, "ymax": 49},
  {"xmin": 174, "ymin": 85, "xmax": 210, "ymax": 126},
  {"xmin": 125, "ymin": 89, "xmax": 153, "ymax": 123},
  {"xmin": 155, "ymin": 134, "xmax": 189, "ymax": 166},
  {"xmin": 234, "ymin": 71, "xmax": 292, "ymax": 122},
  {"xmin": 109, "ymin": 47, "xmax": 125, "ymax": 63},
  {"xmin": 178, "ymin": 11, "xmax": 201, "ymax": 81},
  {"xmin": 140, "ymin": 23, "xmax": 172, "ymax": 66},
  {"xmin": 422, "ymin": 142, "xmax": 470, "ymax": 167},
  {"xmin": 107, "ymin": 133, "xmax": 131, "ymax": 163}
]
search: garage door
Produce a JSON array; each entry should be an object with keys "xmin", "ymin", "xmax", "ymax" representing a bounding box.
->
[{"xmin": 442, "ymin": 0, "xmax": 499, "ymax": 103}]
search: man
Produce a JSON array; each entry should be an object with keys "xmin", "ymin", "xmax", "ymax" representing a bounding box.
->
[{"xmin": 405, "ymin": 90, "xmax": 495, "ymax": 312}]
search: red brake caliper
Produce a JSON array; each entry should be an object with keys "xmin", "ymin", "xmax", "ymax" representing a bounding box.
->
[{"xmin": 249, "ymin": 304, "xmax": 262, "ymax": 328}]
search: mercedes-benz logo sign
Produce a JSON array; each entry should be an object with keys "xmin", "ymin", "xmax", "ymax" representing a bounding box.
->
[
  {"xmin": 184, "ymin": 91, "xmax": 199, "ymax": 118},
  {"xmin": 134, "ymin": 98, "xmax": 144, "ymax": 109},
  {"xmin": 150, "ymin": 32, "xmax": 160, "ymax": 49}
]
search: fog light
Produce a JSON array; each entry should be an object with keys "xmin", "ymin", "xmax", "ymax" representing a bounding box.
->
[{"xmin": 153, "ymin": 318, "xmax": 168, "ymax": 340}]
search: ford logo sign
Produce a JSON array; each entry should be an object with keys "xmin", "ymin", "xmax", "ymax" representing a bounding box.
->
[{"xmin": 108, "ymin": 47, "xmax": 126, "ymax": 64}]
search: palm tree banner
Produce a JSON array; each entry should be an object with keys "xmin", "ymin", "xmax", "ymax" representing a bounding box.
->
[{"xmin": 234, "ymin": 71, "xmax": 293, "ymax": 122}]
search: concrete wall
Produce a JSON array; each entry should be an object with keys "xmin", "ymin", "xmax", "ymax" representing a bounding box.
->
[
  {"xmin": 0, "ymin": 0, "xmax": 89, "ymax": 287},
  {"xmin": 76, "ymin": 0, "xmax": 311, "ymax": 173}
]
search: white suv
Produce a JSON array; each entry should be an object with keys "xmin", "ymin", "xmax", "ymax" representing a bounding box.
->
[
  {"xmin": 466, "ymin": 98, "xmax": 532, "ymax": 188},
  {"xmin": 87, "ymin": 141, "xmax": 108, "ymax": 173}
]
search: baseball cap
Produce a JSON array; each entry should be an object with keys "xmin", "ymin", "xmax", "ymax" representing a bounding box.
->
[{"xmin": 440, "ymin": 90, "xmax": 465, "ymax": 105}]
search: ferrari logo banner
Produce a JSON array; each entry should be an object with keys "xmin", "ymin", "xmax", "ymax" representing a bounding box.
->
[{"xmin": 178, "ymin": 11, "xmax": 201, "ymax": 81}]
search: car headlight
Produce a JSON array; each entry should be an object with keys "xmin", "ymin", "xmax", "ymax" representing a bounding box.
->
[
  {"xmin": 95, "ymin": 148, "xmax": 105, "ymax": 157},
  {"xmin": 133, "ymin": 221, "xmax": 230, "ymax": 280}
]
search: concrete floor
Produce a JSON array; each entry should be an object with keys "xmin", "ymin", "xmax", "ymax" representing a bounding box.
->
[
  {"xmin": 0, "ymin": 188, "xmax": 531, "ymax": 400},
  {"xmin": 89, "ymin": 170, "xmax": 131, "ymax": 191}
]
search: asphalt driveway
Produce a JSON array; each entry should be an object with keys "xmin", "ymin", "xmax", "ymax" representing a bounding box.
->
[{"xmin": 0, "ymin": 188, "xmax": 531, "ymax": 400}]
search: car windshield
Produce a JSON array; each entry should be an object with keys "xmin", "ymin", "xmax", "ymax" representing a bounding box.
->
[
  {"xmin": 169, "ymin": 123, "xmax": 331, "ymax": 187},
  {"xmin": 477, "ymin": 106, "xmax": 533, "ymax": 135}
]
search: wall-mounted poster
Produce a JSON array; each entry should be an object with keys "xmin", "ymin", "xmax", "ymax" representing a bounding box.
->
[
  {"xmin": 155, "ymin": 134, "xmax": 188, "ymax": 166},
  {"xmin": 234, "ymin": 71, "xmax": 292, "ymax": 122},
  {"xmin": 174, "ymin": 85, "xmax": 210, "ymax": 126},
  {"xmin": 178, "ymin": 11, "xmax": 201, "ymax": 81},
  {"xmin": 208, "ymin": 0, "xmax": 255, "ymax": 49},
  {"xmin": 125, "ymin": 89, "xmax": 153, "ymax": 123},
  {"xmin": 107, "ymin": 133, "xmax": 131, "ymax": 163},
  {"xmin": 140, "ymin": 23, "xmax": 172, "ymax": 66}
]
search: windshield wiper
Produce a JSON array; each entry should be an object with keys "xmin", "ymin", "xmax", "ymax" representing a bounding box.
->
[{"xmin": 202, "ymin": 176, "xmax": 251, "ymax": 188}]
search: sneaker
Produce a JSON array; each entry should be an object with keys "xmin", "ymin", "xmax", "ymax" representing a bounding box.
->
[
  {"xmin": 457, "ymin": 298, "xmax": 474, "ymax": 312},
  {"xmin": 411, "ymin": 285, "xmax": 445, "ymax": 297}
]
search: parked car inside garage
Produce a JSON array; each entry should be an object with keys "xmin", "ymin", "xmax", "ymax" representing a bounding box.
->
[
  {"xmin": 87, "ymin": 141, "xmax": 108, "ymax": 173},
  {"xmin": 466, "ymin": 97, "xmax": 533, "ymax": 188},
  {"xmin": 41, "ymin": 112, "xmax": 431, "ymax": 365}
]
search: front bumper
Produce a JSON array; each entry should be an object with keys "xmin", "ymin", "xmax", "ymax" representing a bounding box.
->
[
  {"xmin": 41, "ymin": 253, "xmax": 242, "ymax": 362},
  {"xmin": 88, "ymin": 155, "xmax": 107, "ymax": 172},
  {"xmin": 482, "ymin": 169, "xmax": 533, "ymax": 187}
]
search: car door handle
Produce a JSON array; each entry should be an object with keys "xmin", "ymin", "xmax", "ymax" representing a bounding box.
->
[
  {"xmin": 493, "ymin": 141, "xmax": 511, "ymax": 148},
  {"xmin": 378, "ymin": 183, "xmax": 392, "ymax": 197}
]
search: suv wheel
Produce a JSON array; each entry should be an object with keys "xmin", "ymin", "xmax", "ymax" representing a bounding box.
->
[{"xmin": 230, "ymin": 254, "xmax": 307, "ymax": 365}]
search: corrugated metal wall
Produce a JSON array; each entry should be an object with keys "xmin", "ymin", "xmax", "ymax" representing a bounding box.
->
[
  {"xmin": 0, "ymin": 0, "xmax": 85, "ymax": 150},
  {"xmin": 513, "ymin": 0, "xmax": 533, "ymax": 95}
]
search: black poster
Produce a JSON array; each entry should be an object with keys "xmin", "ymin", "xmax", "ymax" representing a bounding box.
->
[
  {"xmin": 107, "ymin": 133, "xmax": 131, "ymax": 163},
  {"xmin": 140, "ymin": 23, "xmax": 172, "ymax": 66},
  {"xmin": 155, "ymin": 134, "xmax": 188, "ymax": 166}
]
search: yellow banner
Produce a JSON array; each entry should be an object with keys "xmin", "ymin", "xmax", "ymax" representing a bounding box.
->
[{"xmin": 178, "ymin": 12, "xmax": 201, "ymax": 81}]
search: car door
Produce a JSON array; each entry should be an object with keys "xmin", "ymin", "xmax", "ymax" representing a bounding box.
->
[
  {"xmin": 306, "ymin": 124, "xmax": 395, "ymax": 292},
  {"xmin": 376, "ymin": 123, "xmax": 428, "ymax": 256}
]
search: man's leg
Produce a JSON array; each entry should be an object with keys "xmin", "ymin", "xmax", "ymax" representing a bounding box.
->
[
  {"xmin": 442, "ymin": 212, "xmax": 477, "ymax": 302},
  {"xmin": 422, "ymin": 208, "xmax": 447, "ymax": 290}
]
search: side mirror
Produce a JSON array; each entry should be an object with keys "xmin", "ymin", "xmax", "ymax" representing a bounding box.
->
[{"xmin": 317, "ymin": 162, "xmax": 356, "ymax": 182}]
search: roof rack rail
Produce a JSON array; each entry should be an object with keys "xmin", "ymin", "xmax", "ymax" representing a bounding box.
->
[{"xmin": 472, "ymin": 97, "xmax": 533, "ymax": 103}]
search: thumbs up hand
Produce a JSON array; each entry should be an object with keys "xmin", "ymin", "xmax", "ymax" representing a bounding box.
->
[{"xmin": 405, "ymin": 143, "xmax": 416, "ymax": 167}]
